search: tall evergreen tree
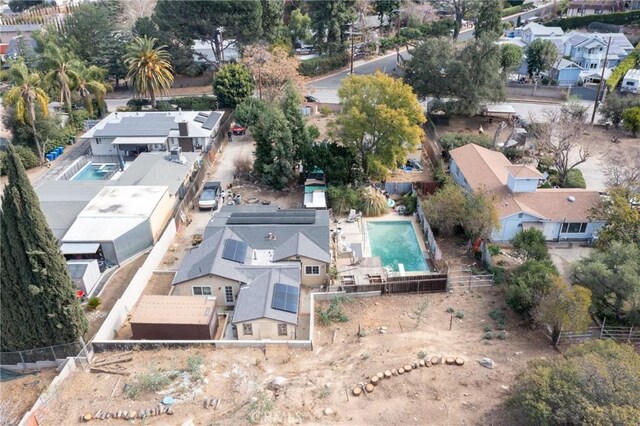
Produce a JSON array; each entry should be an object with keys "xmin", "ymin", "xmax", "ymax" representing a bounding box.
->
[
  {"xmin": 0, "ymin": 144, "xmax": 88, "ymax": 352},
  {"xmin": 252, "ymin": 106, "xmax": 295, "ymax": 189},
  {"xmin": 280, "ymin": 82, "xmax": 312, "ymax": 162},
  {"xmin": 474, "ymin": 0, "xmax": 502, "ymax": 40}
]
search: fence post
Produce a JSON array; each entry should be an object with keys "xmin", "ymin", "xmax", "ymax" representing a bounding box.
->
[
  {"xmin": 629, "ymin": 325, "xmax": 634, "ymax": 343},
  {"xmin": 19, "ymin": 350, "xmax": 26, "ymax": 369},
  {"xmin": 600, "ymin": 317, "xmax": 606, "ymax": 339},
  {"xmin": 468, "ymin": 276, "xmax": 471, "ymax": 291},
  {"xmin": 50, "ymin": 346, "xmax": 57, "ymax": 361}
]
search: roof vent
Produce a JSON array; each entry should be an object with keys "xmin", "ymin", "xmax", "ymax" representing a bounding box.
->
[
  {"xmin": 567, "ymin": 196, "xmax": 576, "ymax": 203},
  {"xmin": 266, "ymin": 232, "xmax": 277, "ymax": 240}
]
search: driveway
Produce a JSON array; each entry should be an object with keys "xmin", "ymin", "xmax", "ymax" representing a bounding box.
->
[
  {"xmin": 548, "ymin": 244, "xmax": 593, "ymax": 281},
  {"xmin": 207, "ymin": 131, "xmax": 255, "ymax": 188}
]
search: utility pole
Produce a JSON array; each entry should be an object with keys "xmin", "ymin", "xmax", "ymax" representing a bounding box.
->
[
  {"xmin": 591, "ymin": 36, "xmax": 612, "ymax": 124},
  {"xmin": 351, "ymin": 24, "xmax": 355, "ymax": 74}
]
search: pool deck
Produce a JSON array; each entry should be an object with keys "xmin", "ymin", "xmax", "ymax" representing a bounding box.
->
[{"xmin": 333, "ymin": 212, "xmax": 432, "ymax": 286}]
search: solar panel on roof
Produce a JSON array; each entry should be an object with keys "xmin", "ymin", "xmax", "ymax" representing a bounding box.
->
[
  {"xmin": 194, "ymin": 116, "xmax": 207, "ymax": 123},
  {"xmin": 197, "ymin": 112, "xmax": 209, "ymax": 117},
  {"xmin": 271, "ymin": 283, "xmax": 299, "ymax": 314},
  {"xmin": 221, "ymin": 239, "xmax": 247, "ymax": 263},
  {"xmin": 227, "ymin": 210, "xmax": 315, "ymax": 225}
]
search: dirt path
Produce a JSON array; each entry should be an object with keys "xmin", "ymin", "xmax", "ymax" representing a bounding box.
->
[
  {"xmin": 84, "ymin": 253, "xmax": 149, "ymax": 340},
  {"xmin": 1, "ymin": 369, "xmax": 58, "ymax": 426}
]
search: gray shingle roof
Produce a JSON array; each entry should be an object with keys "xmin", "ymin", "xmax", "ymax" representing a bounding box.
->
[
  {"xmin": 174, "ymin": 205, "xmax": 330, "ymax": 284},
  {"xmin": 272, "ymin": 232, "xmax": 331, "ymax": 263},
  {"xmin": 232, "ymin": 267, "xmax": 300, "ymax": 325}
]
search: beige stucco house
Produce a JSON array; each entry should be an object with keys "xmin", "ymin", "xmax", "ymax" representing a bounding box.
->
[{"xmin": 171, "ymin": 205, "xmax": 330, "ymax": 340}]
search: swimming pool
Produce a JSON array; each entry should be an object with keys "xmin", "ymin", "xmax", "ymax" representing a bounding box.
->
[
  {"xmin": 71, "ymin": 163, "xmax": 117, "ymax": 180},
  {"xmin": 367, "ymin": 221, "xmax": 429, "ymax": 272}
]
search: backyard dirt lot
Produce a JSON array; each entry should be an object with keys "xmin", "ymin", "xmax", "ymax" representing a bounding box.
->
[
  {"xmin": 41, "ymin": 289, "xmax": 557, "ymax": 426},
  {"xmin": 1, "ymin": 369, "xmax": 58, "ymax": 426}
]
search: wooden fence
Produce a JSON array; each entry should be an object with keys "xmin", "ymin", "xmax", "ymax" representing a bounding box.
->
[
  {"xmin": 341, "ymin": 273, "xmax": 448, "ymax": 294},
  {"xmin": 559, "ymin": 318, "xmax": 640, "ymax": 345}
]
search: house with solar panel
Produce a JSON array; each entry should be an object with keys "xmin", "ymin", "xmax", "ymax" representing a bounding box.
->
[
  {"xmin": 78, "ymin": 110, "xmax": 224, "ymax": 165},
  {"xmin": 171, "ymin": 205, "xmax": 330, "ymax": 340}
]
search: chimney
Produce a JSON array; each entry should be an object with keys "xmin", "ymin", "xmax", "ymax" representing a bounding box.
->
[{"xmin": 178, "ymin": 121, "xmax": 188, "ymax": 137}]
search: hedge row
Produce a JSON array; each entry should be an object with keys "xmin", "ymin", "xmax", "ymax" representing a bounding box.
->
[
  {"xmin": 606, "ymin": 45, "xmax": 640, "ymax": 90},
  {"xmin": 547, "ymin": 10, "xmax": 640, "ymax": 30},
  {"xmin": 502, "ymin": 6, "xmax": 522, "ymax": 17},
  {"xmin": 299, "ymin": 52, "xmax": 350, "ymax": 77}
]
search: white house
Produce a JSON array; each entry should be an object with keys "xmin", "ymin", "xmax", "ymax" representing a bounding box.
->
[
  {"xmin": 449, "ymin": 144, "xmax": 605, "ymax": 243},
  {"xmin": 79, "ymin": 111, "xmax": 224, "ymax": 160},
  {"xmin": 520, "ymin": 22, "xmax": 564, "ymax": 45}
]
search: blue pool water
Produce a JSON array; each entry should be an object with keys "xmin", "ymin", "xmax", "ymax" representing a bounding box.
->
[
  {"xmin": 367, "ymin": 221, "xmax": 429, "ymax": 272},
  {"xmin": 72, "ymin": 163, "xmax": 117, "ymax": 180}
]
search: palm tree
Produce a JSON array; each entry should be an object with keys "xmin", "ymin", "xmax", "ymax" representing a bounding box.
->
[
  {"xmin": 123, "ymin": 36, "xmax": 174, "ymax": 108},
  {"xmin": 3, "ymin": 59, "xmax": 50, "ymax": 164},
  {"xmin": 41, "ymin": 43, "xmax": 82, "ymax": 112},
  {"xmin": 76, "ymin": 65, "xmax": 111, "ymax": 117}
]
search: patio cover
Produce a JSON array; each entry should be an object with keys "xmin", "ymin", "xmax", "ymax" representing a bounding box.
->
[{"xmin": 111, "ymin": 136, "xmax": 168, "ymax": 145}]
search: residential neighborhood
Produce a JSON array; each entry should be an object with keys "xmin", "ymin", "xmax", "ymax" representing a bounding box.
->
[{"xmin": 1, "ymin": 1, "xmax": 639, "ymax": 425}]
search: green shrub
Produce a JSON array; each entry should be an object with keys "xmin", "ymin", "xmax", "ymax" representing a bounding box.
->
[
  {"xmin": 187, "ymin": 355, "xmax": 204, "ymax": 381},
  {"xmin": 125, "ymin": 368, "xmax": 171, "ymax": 399},
  {"xmin": 502, "ymin": 6, "xmax": 522, "ymax": 16},
  {"xmin": 483, "ymin": 331, "xmax": 494, "ymax": 340},
  {"xmin": 489, "ymin": 309, "xmax": 506, "ymax": 322},
  {"xmin": 87, "ymin": 296, "xmax": 101, "ymax": 310},
  {"xmin": 497, "ymin": 331, "xmax": 507, "ymax": 340},
  {"xmin": 418, "ymin": 350, "xmax": 428, "ymax": 359},
  {"xmin": 327, "ymin": 186, "xmax": 360, "ymax": 215},
  {"xmin": 564, "ymin": 168, "xmax": 586, "ymax": 188},
  {"xmin": 484, "ymin": 324, "xmax": 493, "ymax": 333},
  {"xmin": 492, "ymin": 266, "xmax": 506, "ymax": 285},
  {"xmin": 439, "ymin": 132, "xmax": 493, "ymax": 151},
  {"xmin": 299, "ymin": 52, "xmax": 350, "ymax": 77},
  {"xmin": 488, "ymin": 244, "xmax": 501, "ymax": 256},
  {"xmin": 398, "ymin": 193, "xmax": 417, "ymax": 215},
  {"xmin": 0, "ymin": 145, "xmax": 39, "ymax": 174},
  {"xmin": 606, "ymin": 47, "xmax": 639, "ymax": 91},
  {"xmin": 503, "ymin": 147, "xmax": 524, "ymax": 161},
  {"xmin": 496, "ymin": 320, "xmax": 507, "ymax": 331},
  {"xmin": 316, "ymin": 296, "xmax": 350, "ymax": 325},
  {"xmin": 547, "ymin": 11, "xmax": 640, "ymax": 30},
  {"xmin": 455, "ymin": 311, "xmax": 465, "ymax": 319},
  {"xmin": 172, "ymin": 95, "xmax": 218, "ymax": 111},
  {"xmin": 446, "ymin": 307, "xmax": 456, "ymax": 314},
  {"xmin": 511, "ymin": 228, "xmax": 549, "ymax": 261},
  {"xmin": 319, "ymin": 105, "xmax": 332, "ymax": 116}
]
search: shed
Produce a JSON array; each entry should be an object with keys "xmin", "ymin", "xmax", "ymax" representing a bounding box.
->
[
  {"xmin": 304, "ymin": 190, "xmax": 327, "ymax": 209},
  {"xmin": 130, "ymin": 295, "xmax": 218, "ymax": 340},
  {"xmin": 67, "ymin": 260, "xmax": 101, "ymax": 295}
]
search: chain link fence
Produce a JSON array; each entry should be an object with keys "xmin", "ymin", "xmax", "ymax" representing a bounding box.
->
[{"xmin": 0, "ymin": 340, "xmax": 85, "ymax": 368}]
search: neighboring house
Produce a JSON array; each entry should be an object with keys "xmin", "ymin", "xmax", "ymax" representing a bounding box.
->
[
  {"xmin": 192, "ymin": 39, "xmax": 239, "ymax": 64},
  {"xmin": 129, "ymin": 296, "xmax": 218, "ymax": 340},
  {"xmin": 171, "ymin": 206, "xmax": 330, "ymax": 340},
  {"xmin": 0, "ymin": 24, "xmax": 41, "ymax": 43},
  {"xmin": 520, "ymin": 22, "xmax": 564, "ymax": 45},
  {"xmin": 449, "ymin": 144, "xmax": 605, "ymax": 242},
  {"xmin": 60, "ymin": 186, "xmax": 173, "ymax": 265},
  {"xmin": 567, "ymin": 0, "xmax": 625, "ymax": 17},
  {"xmin": 79, "ymin": 111, "xmax": 224, "ymax": 160},
  {"xmin": 511, "ymin": 27, "xmax": 634, "ymax": 84},
  {"xmin": 2, "ymin": 36, "xmax": 36, "ymax": 68},
  {"xmin": 550, "ymin": 58, "xmax": 584, "ymax": 85},
  {"xmin": 621, "ymin": 68, "xmax": 640, "ymax": 93}
]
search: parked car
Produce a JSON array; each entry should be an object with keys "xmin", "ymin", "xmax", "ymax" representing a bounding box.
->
[
  {"xmin": 232, "ymin": 124, "xmax": 246, "ymax": 135},
  {"xmin": 304, "ymin": 95, "xmax": 319, "ymax": 103},
  {"xmin": 198, "ymin": 181, "xmax": 222, "ymax": 210}
]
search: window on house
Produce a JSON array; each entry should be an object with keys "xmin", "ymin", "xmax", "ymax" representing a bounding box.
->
[
  {"xmin": 277, "ymin": 323, "xmax": 287, "ymax": 336},
  {"xmin": 518, "ymin": 213, "xmax": 523, "ymax": 218},
  {"xmin": 305, "ymin": 265, "xmax": 320, "ymax": 275},
  {"xmin": 243, "ymin": 323, "xmax": 253, "ymax": 335},
  {"xmin": 595, "ymin": 9, "xmax": 603, "ymax": 14},
  {"xmin": 192, "ymin": 286, "xmax": 212, "ymax": 296},
  {"xmin": 225, "ymin": 286, "xmax": 234, "ymax": 303},
  {"xmin": 561, "ymin": 222, "xmax": 588, "ymax": 233}
]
